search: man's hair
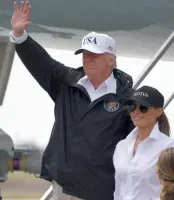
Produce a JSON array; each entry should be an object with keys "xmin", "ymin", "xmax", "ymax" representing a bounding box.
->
[{"xmin": 108, "ymin": 54, "xmax": 116, "ymax": 69}]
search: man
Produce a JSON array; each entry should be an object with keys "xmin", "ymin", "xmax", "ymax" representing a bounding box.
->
[{"xmin": 10, "ymin": 1, "xmax": 134, "ymax": 200}]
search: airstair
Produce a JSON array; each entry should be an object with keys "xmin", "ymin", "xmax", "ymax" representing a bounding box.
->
[{"xmin": 0, "ymin": 30, "xmax": 174, "ymax": 200}]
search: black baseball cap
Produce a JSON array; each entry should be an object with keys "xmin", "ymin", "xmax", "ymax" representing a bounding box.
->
[{"xmin": 123, "ymin": 86, "xmax": 164, "ymax": 108}]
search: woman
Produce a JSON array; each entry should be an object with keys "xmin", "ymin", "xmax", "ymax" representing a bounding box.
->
[
  {"xmin": 113, "ymin": 85, "xmax": 174, "ymax": 200},
  {"xmin": 156, "ymin": 148, "xmax": 174, "ymax": 200}
]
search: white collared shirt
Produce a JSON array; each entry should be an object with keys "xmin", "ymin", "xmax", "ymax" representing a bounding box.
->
[
  {"xmin": 10, "ymin": 30, "xmax": 28, "ymax": 44},
  {"xmin": 113, "ymin": 123, "xmax": 174, "ymax": 200},
  {"xmin": 77, "ymin": 72, "xmax": 116, "ymax": 102}
]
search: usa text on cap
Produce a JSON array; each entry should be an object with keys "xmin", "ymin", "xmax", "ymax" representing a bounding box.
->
[{"xmin": 74, "ymin": 32, "xmax": 116, "ymax": 56}]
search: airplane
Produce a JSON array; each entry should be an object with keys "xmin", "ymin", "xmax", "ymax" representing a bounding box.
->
[
  {"xmin": 0, "ymin": 0, "xmax": 174, "ymax": 199},
  {"xmin": 1, "ymin": 0, "xmax": 174, "ymax": 59},
  {"xmin": 1, "ymin": 0, "xmax": 174, "ymax": 104}
]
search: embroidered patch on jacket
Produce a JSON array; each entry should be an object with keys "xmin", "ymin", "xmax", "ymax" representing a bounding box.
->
[{"xmin": 104, "ymin": 100, "xmax": 119, "ymax": 112}]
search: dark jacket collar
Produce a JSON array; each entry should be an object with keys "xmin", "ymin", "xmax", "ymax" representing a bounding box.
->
[{"xmin": 75, "ymin": 66, "xmax": 133, "ymax": 97}]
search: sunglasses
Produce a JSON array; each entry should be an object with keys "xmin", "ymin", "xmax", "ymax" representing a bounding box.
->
[{"xmin": 126, "ymin": 104, "xmax": 151, "ymax": 113}]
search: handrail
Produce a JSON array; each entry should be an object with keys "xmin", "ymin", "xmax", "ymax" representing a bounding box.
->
[{"xmin": 133, "ymin": 30, "xmax": 174, "ymax": 89}]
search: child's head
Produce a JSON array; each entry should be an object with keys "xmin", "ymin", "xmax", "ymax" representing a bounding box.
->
[{"xmin": 156, "ymin": 148, "xmax": 174, "ymax": 200}]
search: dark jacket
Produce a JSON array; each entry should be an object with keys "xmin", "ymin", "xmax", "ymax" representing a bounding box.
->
[{"xmin": 15, "ymin": 36, "xmax": 135, "ymax": 200}]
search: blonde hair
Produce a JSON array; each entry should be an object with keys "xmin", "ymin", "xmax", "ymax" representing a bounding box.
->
[{"xmin": 157, "ymin": 148, "xmax": 174, "ymax": 200}]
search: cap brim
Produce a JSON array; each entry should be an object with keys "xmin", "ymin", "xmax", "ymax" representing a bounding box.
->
[
  {"xmin": 122, "ymin": 97, "xmax": 152, "ymax": 107},
  {"xmin": 74, "ymin": 45, "xmax": 105, "ymax": 55}
]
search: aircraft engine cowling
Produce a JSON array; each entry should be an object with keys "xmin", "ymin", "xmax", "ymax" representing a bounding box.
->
[{"xmin": 0, "ymin": 128, "xmax": 43, "ymax": 181}]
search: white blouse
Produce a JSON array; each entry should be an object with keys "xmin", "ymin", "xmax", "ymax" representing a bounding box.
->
[{"xmin": 113, "ymin": 124, "xmax": 174, "ymax": 200}]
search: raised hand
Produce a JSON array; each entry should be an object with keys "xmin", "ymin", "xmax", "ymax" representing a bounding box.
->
[{"xmin": 11, "ymin": 1, "xmax": 32, "ymax": 37}]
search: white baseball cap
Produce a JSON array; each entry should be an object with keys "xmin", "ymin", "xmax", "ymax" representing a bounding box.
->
[{"xmin": 74, "ymin": 32, "xmax": 116, "ymax": 56}]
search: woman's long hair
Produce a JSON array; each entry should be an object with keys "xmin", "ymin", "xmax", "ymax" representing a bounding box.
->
[{"xmin": 157, "ymin": 112, "xmax": 170, "ymax": 136}]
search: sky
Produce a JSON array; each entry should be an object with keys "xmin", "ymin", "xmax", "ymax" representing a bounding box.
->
[{"xmin": 0, "ymin": 49, "xmax": 173, "ymax": 149}]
